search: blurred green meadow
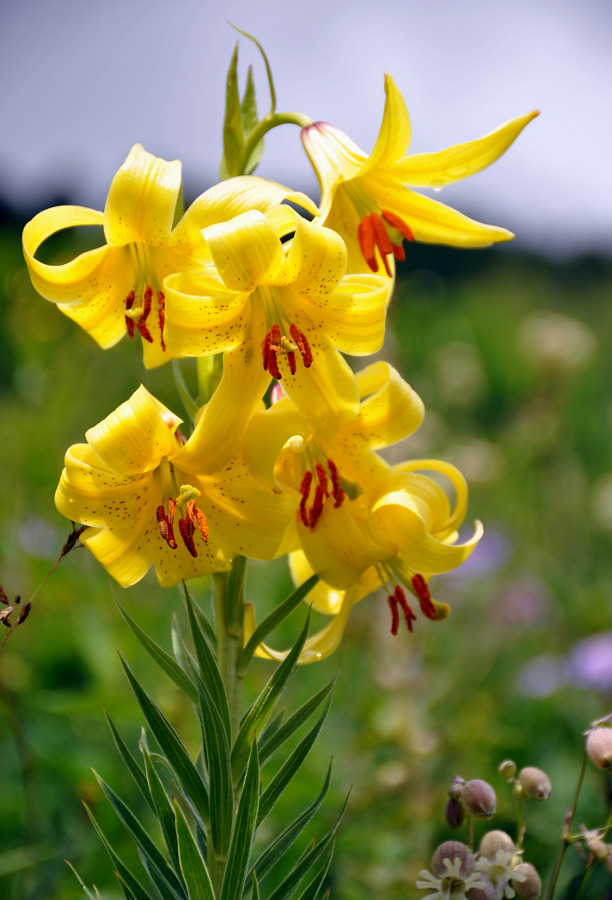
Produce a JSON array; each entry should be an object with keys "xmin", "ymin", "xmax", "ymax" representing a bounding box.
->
[{"xmin": 0, "ymin": 203, "xmax": 611, "ymax": 899}]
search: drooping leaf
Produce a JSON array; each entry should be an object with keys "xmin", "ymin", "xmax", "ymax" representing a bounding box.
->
[
  {"xmin": 115, "ymin": 596, "xmax": 198, "ymax": 703},
  {"xmin": 120, "ymin": 654, "xmax": 210, "ymax": 828},
  {"xmin": 239, "ymin": 576, "xmax": 318, "ymax": 675},
  {"xmin": 174, "ymin": 801, "xmax": 216, "ymax": 900},
  {"xmin": 257, "ymin": 697, "xmax": 332, "ymax": 825},
  {"xmin": 221, "ymin": 740, "xmax": 260, "ymax": 900},
  {"xmin": 232, "ymin": 610, "xmax": 310, "ymax": 780},
  {"xmin": 93, "ymin": 771, "xmax": 187, "ymax": 900}
]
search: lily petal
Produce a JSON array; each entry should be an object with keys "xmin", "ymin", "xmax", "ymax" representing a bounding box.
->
[
  {"xmin": 203, "ymin": 209, "xmax": 286, "ymax": 292},
  {"xmin": 343, "ymin": 361, "xmax": 425, "ymax": 450},
  {"xmin": 363, "ymin": 73, "xmax": 411, "ymax": 174}
]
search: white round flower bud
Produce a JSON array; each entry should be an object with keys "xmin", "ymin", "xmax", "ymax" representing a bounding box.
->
[
  {"xmin": 512, "ymin": 863, "xmax": 542, "ymax": 898},
  {"xmin": 479, "ymin": 830, "xmax": 516, "ymax": 860},
  {"xmin": 517, "ymin": 766, "xmax": 552, "ymax": 800},
  {"xmin": 461, "ymin": 779, "xmax": 497, "ymax": 820},
  {"xmin": 431, "ymin": 841, "xmax": 474, "ymax": 878},
  {"xmin": 586, "ymin": 727, "xmax": 612, "ymax": 772}
]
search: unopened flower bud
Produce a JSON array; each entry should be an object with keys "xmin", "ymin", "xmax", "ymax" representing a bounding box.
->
[
  {"xmin": 466, "ymin": 881, "xmax": 497, "ymax": 900},
  {"xmin": 479, "ymin": 830, "xmax": 516, "ymax": 860},
  {"xmin": 431, "ymin": 841, "xmax": 474, "ymax": 878},
  {"xmin": 517, "ymin": 766, "xmax": 552, "ymax": 800},
  {"xmin": 586, "ymin": 727, "xmax": 612, "ymax": 772},
  {"xmin": 460, "ymin": 779, "xmax": 497, "ymax": 820},
  {"xmin": 498, "ymin": 759, "xmax": 517, "ymax": 780},
  {"xmin": 448, "ymin": 774, "xmax": 465, "ymax": 800},
  {"xmin": 512, "ymin": 863, "xmax": 542, "ymax": 899},
  {"xmin": 445, "ymin": 797, "xmax": 465, "ymax": 829}
]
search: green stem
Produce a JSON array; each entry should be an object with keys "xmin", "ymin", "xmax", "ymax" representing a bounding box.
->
[
  {"xmin": 241, "ymin": 111, "xmax": 313, "ymax": 175},
  {"xmin": 545, "ymin": 750, "xmax": 588, "ymax": 900}
]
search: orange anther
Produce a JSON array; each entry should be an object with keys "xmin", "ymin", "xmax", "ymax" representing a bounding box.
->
[
  {"xmin": 387, "ymin": 592, "xmax": 400, "ymax": 635},
  {"xmin": 395, "ymin": 585, "xmax": 417, "ymax": 632}
]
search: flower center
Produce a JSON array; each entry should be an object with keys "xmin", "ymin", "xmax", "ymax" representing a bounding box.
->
[
  {"xmin": 156, "ymin": 483, "xmax": 208, "ymax": 558},
  {"xmin": 357, "ymin": 210, "xmax": 414, "ymax": 276},
  {"xmin": 298, "ymin": 458, "xmax": 347, "ymax": 530},
  {"xmin": 262, "ymin": 322, "xmax": 313, "ymax": 380},
  {"xmin": 124, "ymin": 244, "xmax": 167, "ymax": 351}
]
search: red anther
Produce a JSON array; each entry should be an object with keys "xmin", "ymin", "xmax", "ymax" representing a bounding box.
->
[
  {"xmin": 192, "ymin": 505, "xmax": 209, "ymax": 542},
  {"xmin": 136, "ymin": 285, "xmax": 154, "ymax": 343},
  {"xmin": 125, "ymin": 290, "xmax": 136, "ymax": 338},
  {"xmin": 315, "ymin": 463, "xmax": 329, "ymax": 496},
  {"xmin": 309, "ymin": 483, "xmax": 325, "ymax": 529},
  {"xmin": 358, "ymin": 216, "xmax": 377, "ymax": 272},
  {"xmin": 298, "ymin": 470, "xmax": 313, "ymax": 527},
  {"xmin": 263, "ymin": 325, "xmax": 283, "ymax": 379},
  {"xmin": 411, "ymin": 574, "xmax": 437, "ymax": 620},
  {"xmin": 156, "ymin": 504, "xmax": 177, "ymax": 549},
  {"xmin": 395, "ymin": 585, "xmax": 417, "ymax": 632},
  {"xmin": 289, "ymin": 323, "xmax": 313, "ymax": 368},
  {"xmin": 387, "ymin": 593, "xmax": 400, "ymax": 636},
  {"xmin": 167, "ymin": 497, "xmax": 176, "ymax": 525},
  {"xmin": 157, "ymin": 290, "xmax": 166, "ymax": 352},
  {"xmin": 382, "ymin": 209, "xmax": 415, "ymax": 243},
  {"xmin": 326, "ymin": 459, "xmax": 345, "ymax": 508},
  {"xmin": 178, "ymin": 518, "xmax": 197, "ymax": 557},
  {"xmin": 287, "ymin": 350, "xmax": 297, "ymax": 375}
]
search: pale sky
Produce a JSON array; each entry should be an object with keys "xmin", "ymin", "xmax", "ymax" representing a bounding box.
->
[{"xmin": 1, "ymin": 0, "xmax": 610, "ymax": 255}]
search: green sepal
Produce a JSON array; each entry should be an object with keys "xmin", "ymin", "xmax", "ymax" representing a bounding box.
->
[
  {"xmin": 249, "ymin": 760, "xmax": 333, "ymax": 886},
  {"xmin": 174, "ymin": 801, "xmax": 216, "ymax": 900},
  {"xmin": 195, "ymin": 673, "xmax": 233, "ymax": 857},
  {"xmin": 104, "ymin": 710, "xmax": 153, "ymax": 810},
  {"xmin": 257, "ymin": 696, "xmax": 332, "ymax": 825},
  {"xmin": 232, "ymin": 610, "xmax": 310, "ymax": 780},
  {"xmin": 119, "ymin": 653, "xmax": 210, "ymax": 829},
  {"xmin": 241, "ymin": 66, "xmax": 264, "ymax": 175},
  {"xmin": 220, "ymin": 42, "xmax": 244, "ymax": 180},
  {"xmin": 115, "ymin": 595, "xmax": 198, "ymax": 704},
  {"xmin": 266, "ymin": 792, "xmax": 350, "ymax": 900},
  {"xmin": 92, "ymin": 771, "xmax": 187, "ymax": 900},
  {"xmin": 239, "ymin": 575, "xmax": 318, "ymax": 675},
  {"xmin": 183, "ymin": 586, "xmax": 231, "ymax": 742},
  {"xmin": 83, "ymin": 803, "xmax": 150, "ymax": 900},
  {"xmin": 143, "ymin": 749, "xmax": 181, "ymax": 874},
  {"xmin": 259, "ymin": 676, "xmax": 335, "ymax": 768},
  {"xmin": 221, "ymin": 740, "xmax": 260, "ymax": 900}
]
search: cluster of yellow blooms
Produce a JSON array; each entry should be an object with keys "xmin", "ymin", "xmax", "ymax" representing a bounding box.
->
[{"xmin": 22, "ymin": 75, "xmax": 536, "ymax": 662}]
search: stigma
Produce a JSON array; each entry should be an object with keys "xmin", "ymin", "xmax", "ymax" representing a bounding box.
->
[{"xmin": 357, "ymin": 210, "xmax": 414, "ymax": 276}]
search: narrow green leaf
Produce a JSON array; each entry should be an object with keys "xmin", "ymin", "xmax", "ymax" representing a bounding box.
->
[
  {"xmin": 94, "ymin": 771, "xmax": 187, "ymax": 900},
  {"xmin": 120, "ymin": 654, "xmax": 210, "ymax": 828},
  {"xmin": 221, "ymin": 42, "xmax": 244, "ymax": 179},
  {"xmin": 171, "ymin": 359, "xmax": 198, "ymax": 423},
  {"xmin": 115, "ymin": 596, "xmax": 198, "ymax": 704},
  {"xmin": 195, "ymin": 675, "xmax": 233, "ymax": 857},
  {"xmin": 183, "ymin": 588, "xmax": 231, "ymax": 742},
  {"xmin": 232, "ymin": 610, "xmax": 311, "ymax": 780},
  {"xmin": 221, "ymin": 740, "xmax": 260, "ymax": 900},
  {"xmin": 65, "ymin": 861, "xmax": 100, "ymax": 899},
  {"xmin": 294, "ymin": 838, "xmax": 335, "ymax": 900},
  {"xmin": 258, "ymin": 708, "xmax": 285, "ymax": 750},
  {"xmin": 231, "ymin": 25, "xmax": 277, "ymax": 114},
  {"xmin": 114, "ymin": 873, "xmax": 140, "ymax": 900},
  {"xmin": 258, "ymin": 698, "xmax": 332, "ymax": 825},
  {"xmin": 239, "ymin": 576, "xmax": 318, "ymax": 675},
  {"xmin": 171, "ymin": 612, "xmax": 191, "ymax": 675},
  {"xmin": 241, "ymin": 66, "xmax": 264, "ymax": 175},
  {"xmin": 103, "ymin": 711, "xmax": 153, "ymax": 810},
  {"xmin": 266, "ymin": 792, "xmax": 350, "ymax": 900},
  {"xmin": 249, "ymin": 761, "xmax": 333, "ymax": 885},
  {"xmin": 259, "ymin": 678, "xmax": 334, "ymax": 767},
  {"xmin": 143, "ymin": 750, "xmax": 181, "ymax": 873},
  {"xmin": 250, "ymin": 870, "xmax": 260, "ymax": 900},
  {"xmin": 184, "ymin": 587, "xmax": 217, "ymax": 654},
  {"xmin": 174, "ymin": 801, "xmax": 215, "ymax": 900},
  {"xmin": 84, "ymin": 803, "xmax": 151, "ymax": 900}
]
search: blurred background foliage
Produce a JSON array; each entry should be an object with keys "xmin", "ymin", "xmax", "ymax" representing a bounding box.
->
[{"xmin": 0, "ymin": 201, "xmax": 611, "ymax": 899}]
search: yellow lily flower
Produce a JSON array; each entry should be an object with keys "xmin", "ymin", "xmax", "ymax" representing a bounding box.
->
[
  {"xmin": 301, "ymin": 74, "xmax": 539, "ymax": 274},
  {"xmin": 163, "ymin": 206, "xmax": 392, "ymax": 433},
  {"xmin": 23, "ymin": 143, "xmax": 314, "ymax": 368},
  {"xmin": 243, "ymin": 361, "xmax": 482, "ymax": 661},
  {"xmin": 55, "ymin": 358, "xmax": 297, "ymax": 587}
]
